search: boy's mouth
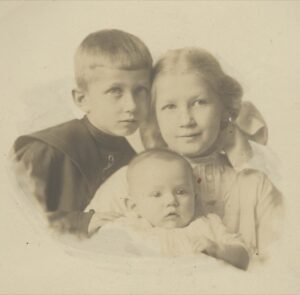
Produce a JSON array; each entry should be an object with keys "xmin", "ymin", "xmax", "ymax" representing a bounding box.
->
[{"xmin": 119, "ymin": 119, "xmax": 137, "ymax": 124}]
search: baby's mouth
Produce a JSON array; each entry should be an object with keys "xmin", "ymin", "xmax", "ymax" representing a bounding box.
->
[{"xmin": 165, "ymin": 212, "xmax": 179, "ymax": 219}]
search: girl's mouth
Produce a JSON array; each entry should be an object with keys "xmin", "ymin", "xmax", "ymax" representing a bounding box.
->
[{"xmin": 177, "ymin": 132, "xmax": 202, "ymax": 138}]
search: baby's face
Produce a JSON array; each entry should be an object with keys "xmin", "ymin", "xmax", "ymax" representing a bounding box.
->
[{"xmin": 128, "ymin": 158, "xmax": 195, "ymax": 229}]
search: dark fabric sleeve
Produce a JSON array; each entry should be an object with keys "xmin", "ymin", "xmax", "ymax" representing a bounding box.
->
[{"xmin": 11, "ymin": 139, "xmax": 94, "ymax": 237}]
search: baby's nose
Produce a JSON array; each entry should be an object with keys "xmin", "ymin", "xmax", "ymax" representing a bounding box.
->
[{"xmin": 164, "ymin": 192, "xmax": 179, "ymax": 206}]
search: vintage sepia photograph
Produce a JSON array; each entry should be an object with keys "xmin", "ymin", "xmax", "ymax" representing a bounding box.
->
[{"xmin": 1, "ymin": 1, "xmax": 300, "ymax": 294}]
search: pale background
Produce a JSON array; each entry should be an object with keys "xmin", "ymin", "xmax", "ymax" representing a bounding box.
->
[{"xmin": 0, "ymin": 1, "xmax": 300, "ymax": 294}]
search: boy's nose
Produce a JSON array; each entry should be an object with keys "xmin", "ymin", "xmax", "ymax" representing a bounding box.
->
[
  {"xmin": 179, "ymin": 108, "xmax": 195, "ymax": 128},
  {"xmin": 123, "ymin": 92, "xmax": 137, "ymax": 113}
]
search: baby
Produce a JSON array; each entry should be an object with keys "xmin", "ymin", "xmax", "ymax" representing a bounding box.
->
[{"xmin": 94, "ymin": 149, "xmax": 249, "ymax": 270}]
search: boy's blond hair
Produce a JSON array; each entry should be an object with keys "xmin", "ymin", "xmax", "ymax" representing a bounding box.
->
[{"xmin": 74, "ymin": 29, "xmax": 153, "ymax": 91}]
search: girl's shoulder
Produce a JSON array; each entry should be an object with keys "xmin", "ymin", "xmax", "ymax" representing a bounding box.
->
[
  {"xmin": 234, "ymin": 168, "xmax": 282, "ymax": 205},
  {"xmin": 236, "ymin": 168, "xmax": 270, "ymax": 187},
  {"xmin": 238, "ymin": 141, "xmax": 282, "ymax": 188},
  {"xmin": 221, "ymin": 141, "xmax": 283, "ymax": 192}
]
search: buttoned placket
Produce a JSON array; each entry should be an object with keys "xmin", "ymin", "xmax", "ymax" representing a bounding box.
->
[
  {"xmin": 102, "ymin": 153, "xmax": 115, "ymax": 181},
  {"xmin": 192, "ymin": 154, "xmax": 226, "ymax": 217}
]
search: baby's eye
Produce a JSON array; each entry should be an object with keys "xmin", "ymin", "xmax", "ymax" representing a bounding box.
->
[
  {"xmin": 150, "ymin": 191, "xmax": 161, "ymax": 198},
  {"xmin": 175, "ymin": 189, "xmax": 187, "ymax": 195},
  {"xmin": 192, "ymin": 98, "xmax": 208, "ymax": 107},
  {"xmin": 107, "ymin": 87, "xmax": 123, "ymax": 96},
  {"xmin": 161, "ymin": 104, "xmax": 176, "ymax": 111}
]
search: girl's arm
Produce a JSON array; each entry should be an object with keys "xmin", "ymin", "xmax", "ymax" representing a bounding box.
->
[
  {"xmin": 256, "ymin": 173, "xmax": 284, "ymax": 256},
  {"xmin": 194, "ymin": 214, "xmax": 250, "ymax": 270},
  {"xmin": 204, "ymin": 242, "xmax": 249, "ymax": 270}
]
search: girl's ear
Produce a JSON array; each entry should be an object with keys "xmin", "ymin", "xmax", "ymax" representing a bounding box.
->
[
  {"xmin": 221, "ymin": 108, "xmax": 232, "ymax": 129},
  {"xmin": 72, "ymin": 88, "xmax": 90, "ymax": 113}
]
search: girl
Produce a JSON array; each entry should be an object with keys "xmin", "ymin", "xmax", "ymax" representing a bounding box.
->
[{"xmin": 86, "ymin": 48, "xmax": 283, "ymax": 258}]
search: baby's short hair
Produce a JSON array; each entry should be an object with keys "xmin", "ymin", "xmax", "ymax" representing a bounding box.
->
[
  {"xmin": 127, "ymin": 148, "xmax": 194, "ymax": 180},
  {"xmin": 74, "ymin": 29, "xmax": 153, "ymax": 90}
]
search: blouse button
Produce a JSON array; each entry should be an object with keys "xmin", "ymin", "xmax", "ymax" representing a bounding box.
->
[
  {"xmin": 205, "ymin": 165, "xmax": 213, "ymax": 182},
  {"xmin": 206, "ymin": 174, "xmax": 213, "ymax": 181}
]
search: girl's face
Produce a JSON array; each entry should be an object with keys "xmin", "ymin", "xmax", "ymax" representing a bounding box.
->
[{"xmin": 154, "ymin": 72, "xmax": 224, "ymax": 158}]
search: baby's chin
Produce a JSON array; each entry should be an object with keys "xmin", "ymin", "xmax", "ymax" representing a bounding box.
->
[{"xmin": 156, "ymin": 219, "xmax": 192, "ymax": 229}]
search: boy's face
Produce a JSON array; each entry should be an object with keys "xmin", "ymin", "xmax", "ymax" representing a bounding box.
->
[
  {"xmin": 128, "ymin": 158, "xmax": 196, "ymax": 229},
  {"xmin": 77, "ymin": 67, "xmax": 151, "ymax": 136}
]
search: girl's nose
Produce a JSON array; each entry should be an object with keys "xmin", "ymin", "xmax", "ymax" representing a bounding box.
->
[{"xmin": 179, "ymin": 107, "xmax": 195, "ymax": 128}]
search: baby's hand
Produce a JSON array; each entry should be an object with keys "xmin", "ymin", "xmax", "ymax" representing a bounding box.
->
[{"xmin": 88, "ymin": 212, "xmax": 123, "ymax": 234}]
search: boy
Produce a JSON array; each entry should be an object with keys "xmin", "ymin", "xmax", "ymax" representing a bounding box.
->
[
  {"xmin": 11, "ymin": 29, "xmax": 152, "ymax": 237},
  {"xmin": 87, "ymin": 149, "xmax": 249, "ymax": 269}
]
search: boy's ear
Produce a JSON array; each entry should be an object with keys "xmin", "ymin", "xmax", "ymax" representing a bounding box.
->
[{"xmin": 72, "ymin": 88, "xmax": 90, "ymax": 113}]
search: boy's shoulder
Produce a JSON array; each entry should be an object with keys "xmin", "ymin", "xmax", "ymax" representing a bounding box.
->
[
  {"xmin": 14, "ymin": 117, "xmax": 135, "ymax": 156},
  {"xmin": 15, "ymin": 118, "xmax": 86, "ymax": 148},
  {"xmin": 13, "ymin": 118, "xmax": 99, "ymax": 171},
  {"xmin": 12, "ymin": 118, "xmax": 102, "ymax": 192},
  {"xmin": 13, "ymin": 118, "xmax": 136, "ymax": 193}
]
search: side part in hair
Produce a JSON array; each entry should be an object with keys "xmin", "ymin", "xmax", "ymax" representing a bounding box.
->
[{"xmin": 74, "ymin": 29, "xmax": 153, "ymax": 90}]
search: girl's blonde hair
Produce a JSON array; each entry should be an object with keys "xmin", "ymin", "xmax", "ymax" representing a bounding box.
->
[{"xmin": 141, "ymin": 47, "xmax": 243, "ymax": 149}]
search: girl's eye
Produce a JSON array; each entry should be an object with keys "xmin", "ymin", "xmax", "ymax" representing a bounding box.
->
[
  {"xmin": 151, "ymin": 191, "xmax": 161, "ymax": 198},
  {"xmin": 193, "ymin": 98, "xmax": 208, "ymax": 107},
  {"xmin": 161, "ymin": 104, "xmax": 176, "ymax": 111},
  {"xmin": 107, "ymin": 87, "xmax": 123, "ymax": 96}
]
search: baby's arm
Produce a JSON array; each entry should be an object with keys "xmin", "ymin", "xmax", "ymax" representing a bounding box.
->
[{"xmin": 87, "ymin": 211, "xmax": 123, "ymax": 235}]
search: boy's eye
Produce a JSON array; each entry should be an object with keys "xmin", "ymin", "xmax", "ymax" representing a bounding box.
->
[
  {"xmin": 192, "ymin": 98, "xmax": 208, "ymax": 107},
  {"xmin": 150, "ymin": 191, "xmax": 161, "ymax": 198},
  {"xmin": 107, "ymin": 87, "xmax": 123, "ymax": 96},
  {"xmin": 134, "ymin": 86, "xmax": 149, "ymax": 98},
  {"xmin": 161, "ymin": 104, "xmax": 176, "ymax": 111}
]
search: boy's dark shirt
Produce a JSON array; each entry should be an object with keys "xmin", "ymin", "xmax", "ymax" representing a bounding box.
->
[{"xmin": 11, "ymin": 116, "xmax": 136, "ymax": 237}]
